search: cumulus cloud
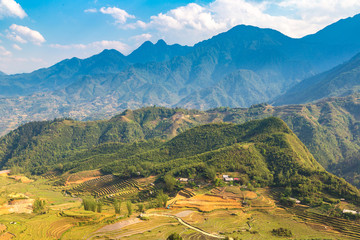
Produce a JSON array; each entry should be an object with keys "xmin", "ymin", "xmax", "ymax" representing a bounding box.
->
[
  {"xmin": 8, "ymin": 24, "xmax": 45, "ymax": 45},
  {"xmin": 0, "ymin": 0, "xmax": 27, "ymax": 19},
  {"xmin": 130, "ymin": 33, "xmax": 152, "ymax": 42},
  {"xmin": 129, "ymin": 0, "xmax": 360, "ymax": 45},
  {"xmin": 0, "ymin": 46, "xmax": 11, "ymax": 56},
  {"xmin": 100, "ymin": 7, "xmax": 135, "ymax": 24},
  {"xmin": 50, "ymin": 40, "xmax": 129, "ymax": 53}
]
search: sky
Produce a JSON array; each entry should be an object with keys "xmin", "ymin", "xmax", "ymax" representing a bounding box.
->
[{"xmin": 1, "ymin": 0, "xmax": 360, "ymax": 74}]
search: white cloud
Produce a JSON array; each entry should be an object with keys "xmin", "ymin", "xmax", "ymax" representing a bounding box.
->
[
  {"xmin": 50, "ymin": 40, "xmax": 129, "ymax": 54},
  {"xmin": 12, "ymin": 44, "xmax": 22, "ymax": 50},
  {"xmin": 7, "ymin": 32, "xmax": 27, "ymax": 43},
  {"xmin": 129, "ymin": 0, "xmax": 360, "ymax": 45},
  {"xmin": 100, "ymin": 6, "xmax": 135, "ymax": 24},
  {"xmin": 0, "ymin": 46, "xmax": 11, "ymax": 56},
  {"xmin": 0, "ymin": 0, "xmax": 27, "ymax": 19},
  {"xmin": 8, "ymin": 24, "xmax": 46, "ymax": 45},
  {"xmin": 130, "ymin": 33, "xmax": 152, "ymax": 42},
  {"xmin": 84, "ymin": 8, "xmax": 97, "ymax": 13}
]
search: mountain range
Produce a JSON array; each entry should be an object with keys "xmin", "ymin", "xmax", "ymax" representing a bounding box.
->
[{"xmin": 1, "ymin": 15, "xmax": 360, "ymax": 135}]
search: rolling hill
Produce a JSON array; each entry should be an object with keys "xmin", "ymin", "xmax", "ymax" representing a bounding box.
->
[
  {"xmin": 1, "ymin": 95, "xmax": 360, "ymax": 188},
  {"xmin": 1, "ymin": 117, "xmax": 359, "ymax": 206}
]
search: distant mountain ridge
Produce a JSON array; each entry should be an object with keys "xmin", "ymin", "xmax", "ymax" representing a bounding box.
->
[
  {"xmin": 274, "ymin": 52, "xmax": 360, "ymax": 105},
  {"xmin": 2, "ymin": 14, "xmax": 360, "ymax": 135}
]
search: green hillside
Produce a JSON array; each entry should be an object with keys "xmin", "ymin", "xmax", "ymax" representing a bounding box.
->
[
  {"xmin": 1, "ymin": 95, "xmax": 360, "ymax": 188},
  {"xmin": 2, "ymin": 116, "xmax": 359, "ymax": 206}
]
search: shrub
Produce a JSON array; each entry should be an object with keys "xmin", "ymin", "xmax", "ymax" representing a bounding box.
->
[
  {"xmin": 272, "ymin": 228, "xmax": 292, "ymax": 237},
  {"xmin": 167, "ymin": 233, "xmax": 183, "ymax": 240}
]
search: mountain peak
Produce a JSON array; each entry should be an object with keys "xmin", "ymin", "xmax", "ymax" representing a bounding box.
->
[
  {"xmin": 97, "ymin": 49, "xmax": 125, "ymax": 57},
  {"xmin": 155, "ymin": 39, "xmax": 167, "ymax": 46}
]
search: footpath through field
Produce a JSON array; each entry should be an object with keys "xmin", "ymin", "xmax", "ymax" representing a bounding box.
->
[{"xmin": 143, "ymin": 213, "xmax": 228, "ymax": 239}]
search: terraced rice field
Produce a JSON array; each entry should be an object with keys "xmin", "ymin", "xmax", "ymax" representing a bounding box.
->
[
  {"xmin": 46, "ymin": 218, "xmax": 77, "ymax": 239},
  {"xmin": 292, "ymin": 207, "xmax": 360, "ymax": 239},
  {"xmin": 69, "ymin": 175, "xmax": 141, "ymax": 198},
  {"xmin": 85, "ymin": 216, "xmax": 178, "ymax": 240},
  {"xmin": 173, "ymin": 194, "xmax": 242, "ymax": 212}
]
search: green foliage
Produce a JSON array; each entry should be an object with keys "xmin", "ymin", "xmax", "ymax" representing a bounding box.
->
[
  {"xmin": 1, "ymin": 114, "xmax": 360, "ymax": 206},
  {"xmin": 167, "ymin": 233, "xmax": 183, "ymax": 240},
  {"xmin": 137, "ymin": 203, "xmax": 145, "ymax": 213},
  {"xmin": 271, "ymin": 228, "xmax": 292, "ymax": 237},
  {"xmin": 126, "ymin": 201, "xmax": 132, "ymax": 216},
  {"xmin": 113, "ymin": 199, "xmax": 122, "ymax": 214},
  {"xmin": 164, "ymin": 174, "xmax": 176, "ymax": 192},
  {"xmin": 279, "ymin": 197, "xmax": 296, "ymax": 207},
  {"xmin": 96, "ymin": 201, "xmax": 103, "ymax": 213},
  {"xmin": 32, "ymin": 199, "xmax": 46, "ymax": 214},
  {"xmin": 156, "ymin": 191, "xmax": 169, "ymax": 208},
  {"xmin": 82, "ymin": 198, "xmax": 97, "ymax": 212}
]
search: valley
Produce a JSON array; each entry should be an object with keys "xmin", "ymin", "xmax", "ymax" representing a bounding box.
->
[{"xmin": 1, "ymin": 170, "xmax": 359, "ymax": 240}]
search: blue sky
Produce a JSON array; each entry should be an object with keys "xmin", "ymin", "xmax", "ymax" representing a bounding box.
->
[{"xmin": 1, "ymin": 0, "xmax": 360, "ymax": 74}]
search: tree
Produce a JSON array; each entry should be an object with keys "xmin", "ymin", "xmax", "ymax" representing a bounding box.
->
[
  {"xmin": 97, "ymin": 201, "xmax": 103, "ymax": 213},
  {"xmin": 138, "ymin": 203, "xmax": 145, "ymax": 213},
  {"xmin": 82, "ymin": 198, "xmax": 97, "ymax": 212},
  {"xmin": 126, "ymin": 201, "xmax": 132, "ymax": 216},
  {"xmin": 167, "ymin": 233, "xmax": 183, "ymax": 240},
  {"xmin": 156, "ymin": 191, "xmax": 169, "ymax": 208},
  {"xmin": 33, "ymin": 199, "xmax": 46, "ymax": 214},
  {"xmin": 113, "ymin": 199, "xmax": 122, "ymax": 214},
  {"xmin": 164, "ymin": 174, "xmax": 176, "ymax": 192},
  {"xmin": 204, "ymin": 166, "xmax": 216, "ymax": 181}
]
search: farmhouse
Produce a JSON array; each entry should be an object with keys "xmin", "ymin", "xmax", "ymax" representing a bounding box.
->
[
  {"xmin": 289, "ymin": 197, "xmax": 301, "ymax": 204},
  {"xmin": 178, "ymin": 178, "xmax": 188, "ymax": 182},
  {"xmin": 224, "ymin": 177, "xmax": 234, "ymax": 182},
  {"xmin": 343, "ymin": 209, "xmax": 358, "ymax": 215}
]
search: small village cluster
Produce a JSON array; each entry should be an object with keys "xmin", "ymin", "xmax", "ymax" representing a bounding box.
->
[{"xmin": 178, "ymin": 175, "xmax": 241, "ymax": 183}]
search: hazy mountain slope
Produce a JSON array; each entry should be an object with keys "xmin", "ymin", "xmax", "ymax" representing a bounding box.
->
[
  {"xmin": 176, "ymin": 69, "xmax": 274, "ymax": 109},
  {"xmin": 0, "ymin": 49, "xmax": 130, "ymax": 97},
  {"xmin": 274, "ymin": 53, "xmax": 360, "ymax": 105}
]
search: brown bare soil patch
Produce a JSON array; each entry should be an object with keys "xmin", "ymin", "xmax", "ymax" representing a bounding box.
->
[
  {"xmin": 0, "ymin": 232, "xmax": 14, "ymax": 240},
  {"xmin": 173, "ymin": 194, "xmax": 242, "ymax": 212},
  {"xmin": 0, "ymin": 199, "xmax": 34, "ymax": 214}
]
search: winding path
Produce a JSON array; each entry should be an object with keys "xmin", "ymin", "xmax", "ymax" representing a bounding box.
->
[{"xmin": 143, "ymin": 213, "xmax": 227, "ymax": 239}]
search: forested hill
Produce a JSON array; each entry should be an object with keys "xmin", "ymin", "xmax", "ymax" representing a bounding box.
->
[
  {"xmin": 1, "ymin": 117, "xmax": 360, "ymax": 206},
  {"xmin": 1, "ymin": 95, "xmax": 360, "ymax": 187}
]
